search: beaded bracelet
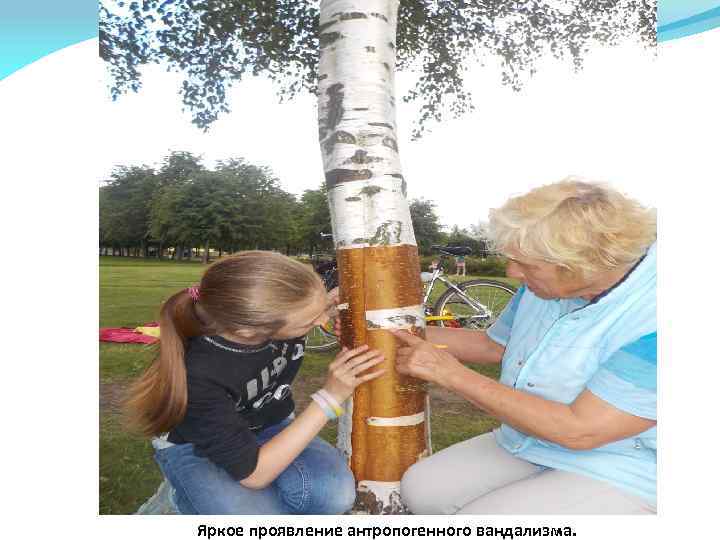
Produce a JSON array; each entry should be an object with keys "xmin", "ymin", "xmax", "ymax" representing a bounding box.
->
[
  {"xmin": 310, "ymin": 392, "xmax": 338, "ymax": 420},
  {"xmin": 317, "ymin": 389, "xmax": 345, "ymax": 417}
]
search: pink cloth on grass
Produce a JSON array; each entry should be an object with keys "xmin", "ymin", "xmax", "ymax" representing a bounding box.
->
[{"xmin": 99, "ymin": 322, "xmax": 159, "ymax": 344}]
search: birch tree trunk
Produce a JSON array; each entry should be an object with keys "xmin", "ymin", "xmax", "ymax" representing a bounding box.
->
[{"xmin": 317, "ymin": 0, "xmax": 430, "ymax": 514}]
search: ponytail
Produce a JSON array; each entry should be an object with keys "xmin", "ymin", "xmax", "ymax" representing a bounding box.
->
[
  {"xmin": 124, "ymin": 289, "xmax": 204, "ymax": 436},
  {"xmin": 124, "ymin": 250, "xmax": 325, "ymax": 437}
]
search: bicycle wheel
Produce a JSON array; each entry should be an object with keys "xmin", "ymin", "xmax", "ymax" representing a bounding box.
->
[
  {"xmin": 433, "ymin": 279, "xmax": 517, "ymax": 330},
  {"xmin": 305, "ymin": 320, "xmax": 339, "ymax": 352}
]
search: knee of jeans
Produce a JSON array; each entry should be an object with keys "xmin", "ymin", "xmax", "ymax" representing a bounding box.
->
[{"xmin": 319, "ymin": 467, "xmax": 356, "ymax": 514}]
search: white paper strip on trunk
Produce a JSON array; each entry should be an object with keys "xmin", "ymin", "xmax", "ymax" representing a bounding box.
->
[
  {"xmin": 328, "ymin": 178, "xmax": 416, "ymax": 249},
  {"xmin": 365, "ymin": 304, "xmax": 425, "ymax": 330},
  {"xmin": 367, "ymin": 412, "xmax": 425, "ymax": 427}
]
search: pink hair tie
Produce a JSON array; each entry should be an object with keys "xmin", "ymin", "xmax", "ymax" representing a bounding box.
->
[{"xmin": 187, "ymin": 285, "xmax": 201, "ymax": 302}]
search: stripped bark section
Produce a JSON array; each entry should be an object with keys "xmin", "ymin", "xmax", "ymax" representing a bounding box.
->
[
  {"xmin": 336, "ymin": 247, "xmax": 369, "ymax": 478},
  {"xmin": 363, "ymin": 245, "xmax": 423, "ymax": 310},
  {"xmin": 366, "ymin": 423, "xmax": 427, "ymax": 481},
  {"xmin": 337, "ymin": 245, "xmax": 427, "ymax": 484}
]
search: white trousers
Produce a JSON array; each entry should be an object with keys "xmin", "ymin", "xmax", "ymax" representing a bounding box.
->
[{"xmin": 400, "ymin": 432, "xmax": 655, "ymax": 514}]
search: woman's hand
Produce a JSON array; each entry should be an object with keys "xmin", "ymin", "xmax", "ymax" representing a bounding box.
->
[
  {"xmin": 393, "ymin": 330, "xmax": 464, "ymax": 388},
  {"xmin": 323, "ymin": 345, "xmax": 385, "ymax": 403}
]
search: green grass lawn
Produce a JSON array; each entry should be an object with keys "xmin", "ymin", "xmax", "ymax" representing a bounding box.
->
[{"xmin": 99, "ymin": 256, "xmax": 516, "ymax": 514}]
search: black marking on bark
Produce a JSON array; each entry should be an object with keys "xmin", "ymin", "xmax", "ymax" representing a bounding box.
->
[
  {"xmin": 318, "ymin": 74, "xmax": 328, "ymax": 81},
  {"xmin": 368, "ymin": 122, "xmax": 393, "ymax": 129},
  {"xmin": 340, "ymin": 12, "xmax": 368, "ymax": 21},
  {"xmin": 326, "ymin": 83, "xmax": 345, "ymax": 132},
  {"xmin": 352, "ymin": 237, "xmax": 367, "ymax": 244},
  {"xmin": 353, "ymin": 107, "xmax": 369, "ymax": 111},
  {"xmin": 325, "ymin": 169, "xmax": 372, "ymax": 190},
  {"xmin": 365, "ymin": 46, "xmax": 376, "ymax": 53},
  {"xmin": 348, "ymin": 150, "xmax": 382, "ymax": 165},
  {"xmin": 382, "ymin": 62, "xmax": 391, "ymax": 72},
  {"xmin": 344, "ymin": 196, "xmax": 362, "ymax": 202},
  {"xmin": 369, "ymin": 220, "xmax": 403, "ymax": 245},
  {"xmin": 401, "ymin": 178, "xmax": 407, "ymax": 197},
  {"xmin": 389, "ymin": 173, "xmax": 404, "ymax": 179},
  {"xmin": 318, "ymin": 20, "xmax": 339, "ymax": 33},
  {"xmin": 354, "ymin": 486, "xmax": 410, "ymax": 515},
  {"xmin": 382, "ymin": 136, "xmax": 399, "ymax": 152},
  {"xmin": 323, "ymin": 130, "xmax": 356, "ymax": 155},
  {"xmin": 359, "ymin": 185, "xmax": 383, "ymax": 197},
  {"xmin": 388, "ymin": 41, "xmax": 395, "ymax": 50},
  {"xmin": 366, "ymin": 319, "xmax": 382, "ymax": 329},
  {"xmin": 320, "ymin": 32, "xmax": 343, "ymax": 48},
  {"xmin": 370, "ymin": 13, "xmax": 389, "ymax": 23},
  {"xmin": 388, "ymin": 315, "xmax": 421, "ymax": 326}
]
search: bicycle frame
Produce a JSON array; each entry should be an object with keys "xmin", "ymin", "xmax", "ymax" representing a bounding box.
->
[{"xmin": 422, "ymin": 268, "xmax": 489, "ymax": 315}]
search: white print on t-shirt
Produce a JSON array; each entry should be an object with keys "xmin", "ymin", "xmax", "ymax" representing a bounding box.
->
[{"xmin": 234, "ymin": 342, "xmax": 305, "ymax": 411}]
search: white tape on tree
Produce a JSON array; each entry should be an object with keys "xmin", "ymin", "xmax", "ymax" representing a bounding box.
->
[
  {"xmin": 365, "ymin": 304, "xmax": 425, "ymax": 330},
  {"xmin": 367, "ymin": 411, "xmax": 425, "ymax": 427}
]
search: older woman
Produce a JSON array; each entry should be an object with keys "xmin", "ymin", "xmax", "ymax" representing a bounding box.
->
[{"xmin": 396, "ymin": 178, "xmax": 657, "ymax": 514}]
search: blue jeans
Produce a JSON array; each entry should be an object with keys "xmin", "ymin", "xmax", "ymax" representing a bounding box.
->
[{"xmin": 153, "ymin": 417, "xmax": 356, "ymax": 515}]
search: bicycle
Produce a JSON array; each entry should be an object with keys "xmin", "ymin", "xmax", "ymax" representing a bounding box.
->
[
  {"xmin": 306, "ymin": 238, "xmax": 341, "ymax": 352},
  {"xmin": 305, "ymin": 245, "xmax": 517, "ymax": 352},
  {"xmin": 422, "ymin": 245, "xmax": 517, "ymax": 330}
]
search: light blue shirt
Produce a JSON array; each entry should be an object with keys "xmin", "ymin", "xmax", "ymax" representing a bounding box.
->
[{"xmin": 487, "ymin": 243, "xmax": 657, "ymax": 504}]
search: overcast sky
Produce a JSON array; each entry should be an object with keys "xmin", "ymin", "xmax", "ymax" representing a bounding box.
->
[{"xmin": 97, "ymin": 34, "xmax": 674, "ymax": 230}]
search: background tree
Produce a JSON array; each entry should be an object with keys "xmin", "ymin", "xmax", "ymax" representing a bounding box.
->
[
  {"xmin": 100, "ymin": 152, "xmax": 313, "ymax": 259},
  {"xmin": 99, "ymin": 165, "xmax": 157, "ymax": 256},
  {"xmin": 297, "ymin": 187, "xmax": 332, "ymax": 257},
  {"xmin": 409, "ymin": 198, "xmax": 443, "ymax": 255}
]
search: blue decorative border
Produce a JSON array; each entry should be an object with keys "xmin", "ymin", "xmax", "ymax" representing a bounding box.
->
[
  {"xmin": 0, "ymin": 1, "xmax": 97, "ymax": 81},
  {"xmin": 0, "ymin": 1, "xmax": 718, "ymax": 82},
  {"xmin": 658, "ymin": 4, "xmax": 720, "ymax": 41}
]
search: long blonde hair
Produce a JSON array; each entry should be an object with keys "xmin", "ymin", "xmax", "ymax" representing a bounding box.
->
[
  {"xmin": 488, "ymin": 177, "xmax": 656, "ymax": 278},
  {"xmin": 124, "ymin": 251, "xmax": 324, "ymax": 436}
]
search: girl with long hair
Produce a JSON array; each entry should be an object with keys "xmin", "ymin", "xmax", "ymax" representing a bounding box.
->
[{"xmin": 125, "ymin": 251, "xmax": 384, "ymax": 514}]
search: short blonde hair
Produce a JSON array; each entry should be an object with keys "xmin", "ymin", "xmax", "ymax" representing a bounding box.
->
[{"xmin": 488, "ymin": 177, "xmax": 656, "ymax": 278}]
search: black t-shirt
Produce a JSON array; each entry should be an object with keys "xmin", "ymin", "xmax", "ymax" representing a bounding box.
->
[{"xmin": 167, "ymin": 334, "xmax": 306, "ymax": 480}]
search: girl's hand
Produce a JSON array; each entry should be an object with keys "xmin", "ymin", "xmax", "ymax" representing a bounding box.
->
[
  {"xmin": 323, "ymin": 345, "xmax": 385, "ymax": 403},
  {"xmin": 327, "ymin": 287, "xmax": 343, "ymax": 339},
  {"xmin": 393, "ymin": 330, "xmax": 464, "ymax": 388}
]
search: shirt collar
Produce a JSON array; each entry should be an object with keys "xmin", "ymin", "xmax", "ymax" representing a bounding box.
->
[{"xmin": 586, "ymin": 242, "xmax": 656, "ymax": 306}]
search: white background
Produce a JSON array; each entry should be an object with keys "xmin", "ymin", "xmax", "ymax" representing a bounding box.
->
[{"xmin": 0, "ymin": 27, "xmax": 718, "ymax": 539}]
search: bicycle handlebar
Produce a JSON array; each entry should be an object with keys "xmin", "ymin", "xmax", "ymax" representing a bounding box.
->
[{"xmin": 431, "ymin": 245, "xmax": 472, "ymax": 257}]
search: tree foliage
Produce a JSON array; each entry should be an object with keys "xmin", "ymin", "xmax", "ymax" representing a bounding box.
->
[
  {"xmin": 99, "ymin": 152, "xmax": 328, "ymax": 257},
  {"xmin": 409, "ymin": 198, "xmax": 443, "ymax": 255},
  {"xmin": 100, "ymin": 0, "xmax": 655, "ymax": 137}
]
